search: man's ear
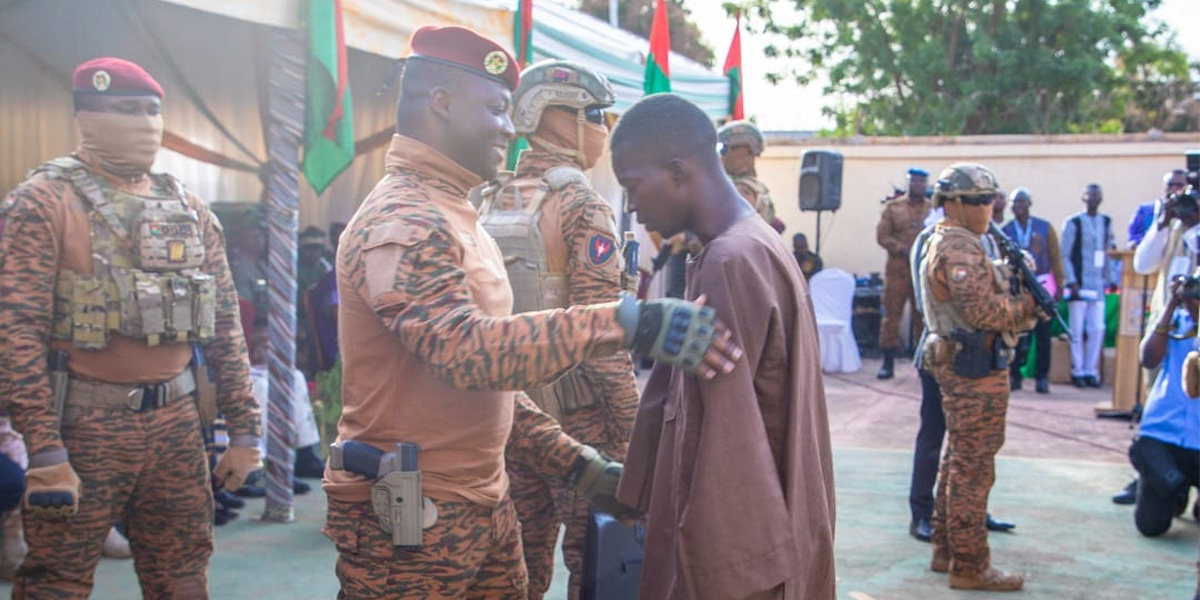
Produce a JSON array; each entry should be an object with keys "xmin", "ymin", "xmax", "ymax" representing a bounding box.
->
[
  {"xmin": 667, "ymin": 157, "xmax": 688, "ymax": 188},
  {"xmin": 429, "ymin": 86, "xmax": 453, "ymax": 122}
]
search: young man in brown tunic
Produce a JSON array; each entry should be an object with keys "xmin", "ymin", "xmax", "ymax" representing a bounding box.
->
[{"xmin": 612, "ymin": 94, "xmax": 836, "ymax": 600}]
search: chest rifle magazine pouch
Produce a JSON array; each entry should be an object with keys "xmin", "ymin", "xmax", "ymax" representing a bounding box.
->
[
  {"xmin": 370, "ymin": 443, "xmax": 423, "ymax": 549},
  {"xmin": 191, "ymin": 273, "xmax": 216, "ymax": 341},
  {"xmin": 70, "ymin": 274, "xmax": 110, "ymax": 349},
  {"xmin": 134, "ymin": 272, "xmax": 167, "ymax": 346},
  {"xmin": 950, "ymin": 329, "xmax": 993, "ymax": 379},
  {"xmin": 166, "ymin": 274, "xmax": 192, "ymax": 343}
]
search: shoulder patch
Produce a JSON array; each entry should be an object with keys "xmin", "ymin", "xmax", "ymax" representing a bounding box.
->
[
  {"xmin": 588, "ymin": 234, "xmax": 616, "ymax": 266},
  {"xmin": 950, "ymin": 265, "xmax": 969, "ymax": 282}
]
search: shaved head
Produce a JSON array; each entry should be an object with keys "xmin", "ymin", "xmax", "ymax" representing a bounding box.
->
[{"xmin": 610, "ymin": 93, "xmax": 719, "ymax": 165}]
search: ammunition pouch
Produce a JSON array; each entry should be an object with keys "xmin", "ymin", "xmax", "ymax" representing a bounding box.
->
[
  {"xmin": 526, "ymin": 368, "xmax": 597, "ymax": 421},
  {"xmin": 947, "ymin": 329, "xmax": 1009, "ymax": 379},
  {"xmin": 53, "ymin": 269, "xmax": 216, "ymax": 348}
]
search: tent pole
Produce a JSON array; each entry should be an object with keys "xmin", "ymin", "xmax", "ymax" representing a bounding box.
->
[
  {"xmin": 261, "ymin": 27, "xmax": 305, "ymax": 523},
  {"xmin": 608, "ymin": 0, "xmax": 618, "ymax": 27}
]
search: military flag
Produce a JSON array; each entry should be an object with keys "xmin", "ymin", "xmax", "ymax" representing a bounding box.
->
[
  {"xmin": 302, "ymin": 0, "xmax": 355, "ymax": 195},
  {"xmin": 723, "ymin": 11, "xmax": 744, "ymax": 120},
  {"xmin": 507, "ymin": 0, "xmax": 534, "ymax": 170},
  {"xmin": 644, "ymin": 0, "xmax": 671, "ymax": 94}
]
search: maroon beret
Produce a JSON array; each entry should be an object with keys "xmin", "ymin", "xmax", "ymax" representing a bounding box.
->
[
  {"xmin": 408, "ymin": 25, "xmax": 520, "ymax": 91},
  {"xmin": 73, "ymin": 57, "xmax": 164, "ymax": 98}
]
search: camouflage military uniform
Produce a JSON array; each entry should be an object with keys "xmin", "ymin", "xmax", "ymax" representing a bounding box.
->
[
  {"xmin": 324, "ymin": 134, "xmax": 627, "ymax": 599},
  {"xmin": 877, "ymin": 195, "xmax": 931, "ymax": 351},
  {"xmin": 0, "ymin": 151, "xmax": 260, "ymax": 599},
  {"xmin": 718, "ymin": 120, "xmax": 776, "ymax": 225},
  {"xmin": 919, "ymin": 164, "xmax": 1034, "ymax": 590},
  {"xmin": 492, "ymin": 150, "xmax": 639, "ymax": 599}
]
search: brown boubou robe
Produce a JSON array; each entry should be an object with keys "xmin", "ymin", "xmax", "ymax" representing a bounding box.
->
[{"xmin": 617, "ymin": 215, "xmax": 836, "ymax": 600}]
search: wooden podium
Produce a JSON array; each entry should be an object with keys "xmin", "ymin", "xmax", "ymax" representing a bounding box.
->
[{"xmin": 1097, "ymin": 250, "xmax": 1157, "ymax": 417}]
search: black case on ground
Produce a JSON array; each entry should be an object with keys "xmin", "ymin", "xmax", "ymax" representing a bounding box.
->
[{"xmin": 581, "ymin": 510, "xmax": 645, "ymax": 600}]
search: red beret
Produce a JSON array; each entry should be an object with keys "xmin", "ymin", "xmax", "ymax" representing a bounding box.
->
[
  {"xmin": 408, "ymin": 25, "xmax": 520, "ymax": 91},
  {"xmin": 73, "ymin": 57, "xmax": 164, "ymax": 98}
]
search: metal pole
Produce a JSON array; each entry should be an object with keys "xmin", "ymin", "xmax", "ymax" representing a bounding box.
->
[
  {"xmin": 261, "ymin": 27, "xmax": 305, "ymax": 523},
  {"xmin": 609, "ymin": 0, "xmax": 618, "ymax": 27}
]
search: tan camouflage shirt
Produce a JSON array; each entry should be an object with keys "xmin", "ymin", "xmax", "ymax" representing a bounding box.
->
[
  {"xmin": 0, "ymin": 151, "xmax": 260, "ymax": 457},
  {"xmin": 877, "ymin": 195, "xmax": 931, "ymax": 258},
  {"xmin": 328, "ymin": 136, "xmax": 626, "ymax": 506}
]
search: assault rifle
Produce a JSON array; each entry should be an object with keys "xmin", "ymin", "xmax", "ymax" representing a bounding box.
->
[{"xmin": 988, "ymin": 222, "xmax": 1071, "ymax": 341}]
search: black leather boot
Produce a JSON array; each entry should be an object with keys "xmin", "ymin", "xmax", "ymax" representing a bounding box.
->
[{"xmin": 877, "ymin": 349, "xmax": 895, "ymax": 380}]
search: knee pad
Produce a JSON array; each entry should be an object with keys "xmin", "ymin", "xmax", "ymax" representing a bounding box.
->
[{"xmin": 1130, "ymin": 440, "xmax": 1187, "ymax": 498}]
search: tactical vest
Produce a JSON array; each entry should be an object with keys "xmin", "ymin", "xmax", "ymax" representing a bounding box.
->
[
  {"xmin": 919, "ymin": 226, "xmax": 1020, "ymax": 367},
  {"xmin": 478, "ymin": 166, "xmax": 599, "ymax": 419},
  {"xmin": 36, "ymin": 157, "xmax": 216, "ymax": 350},
  {"xmin": 733, "ymin": 175, "xmax": 776, "ymax": 223}
]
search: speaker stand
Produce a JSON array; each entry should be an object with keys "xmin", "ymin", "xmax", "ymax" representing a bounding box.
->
[{"xmin": 815, "ymin": 209, "xmax": 823, "ymax": 255}]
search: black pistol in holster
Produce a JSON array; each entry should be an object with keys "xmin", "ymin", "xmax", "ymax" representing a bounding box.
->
[
  {"xmin": 621, "ymin": 231, "xmax": 639, "ymax": 295},
  {"xmin": 190, "ymin": 343, "xmax": 219, "ymax": 433},
  {"xmin": 949, "ymin": 329, "xmax": 1006, "ymax": 379},
  {"xmin": 329, "ymin": 440, "xmax": 424, "ymax": 549},
  {"xmin": 49, "ymin": 350, "xmax": 69, "ymax": 428}
]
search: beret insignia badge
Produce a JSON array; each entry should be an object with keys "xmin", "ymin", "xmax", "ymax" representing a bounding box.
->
[
  {"xmin": 92, "ymin": 70, "xmax": 111, "ymax": 92},
  {"xmin": 483, "ymin": 50, "xmax": 508, "ymax": 75}
]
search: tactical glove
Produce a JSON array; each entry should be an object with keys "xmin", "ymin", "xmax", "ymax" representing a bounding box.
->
[
  {"xmin": 566, "ymin": 446, "xmax": 637, "ymax": 520},
  {"xmin": 616, "ymin": 294, "xmax": 717, "ymax": 373},
  {"xmin": 24, "ymin": 461, "xmax": 81, "ymax": 516},
  {"xmin": 214, "ymin": 446, "xmax": 263, "ymax": 492}
]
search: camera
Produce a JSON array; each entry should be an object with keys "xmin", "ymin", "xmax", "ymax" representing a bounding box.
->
[
  {"xmin": 1166, "ymin": 151, "xmax": 1200, "ymax": 223},
  {"xmin": 1184, "ymin": 275, "xmax": 1200, "ymax": 301}
]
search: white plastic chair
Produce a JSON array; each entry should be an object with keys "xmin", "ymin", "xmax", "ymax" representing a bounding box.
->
[{"xmin": 808, "ymin": 268, "xmax": 862, "ymax": 373}]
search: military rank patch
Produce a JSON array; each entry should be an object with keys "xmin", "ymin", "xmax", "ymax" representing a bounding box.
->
[
  {"xmin": 588, "ymin": 234, "xmax": 616, "ymax": 266},
  {"xmin": 951, "ymin": 266, "xmax": 969, "ymax": 282},
  {"xmin": 168, "ymin": 240, "xmax": 186, "ymax": 263}
]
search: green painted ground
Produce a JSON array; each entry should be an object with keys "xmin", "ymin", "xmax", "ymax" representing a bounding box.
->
[{"xmin": 3, "ymin": 446, "xmax": 1192, "ymax": 599}]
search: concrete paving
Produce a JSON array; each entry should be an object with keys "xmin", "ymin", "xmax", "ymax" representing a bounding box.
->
[{"xmin": 2, "ymin": 357, "xmax": 1195, "ymax": 599}]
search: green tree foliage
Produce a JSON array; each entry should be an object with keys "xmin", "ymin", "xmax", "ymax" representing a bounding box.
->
[
  {"xmin": 728, "ymin": 0, "xmax": 1198, "ymax": 135},
  {"xmin": 579, "ymin": 0, "xmax": 716, "ymax": 67}
]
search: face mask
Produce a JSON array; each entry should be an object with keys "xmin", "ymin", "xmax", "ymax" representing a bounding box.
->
[
  {"xmin": 77, "ymin": 111, "xmax": 164, "ymax": 176},
  {"xmin": 530, "ymin": 106, "xmax": 609, "ymax": 170},
  {"xmin": 946, "ymin": 199, "xmax": 992, "ymax": 235}
]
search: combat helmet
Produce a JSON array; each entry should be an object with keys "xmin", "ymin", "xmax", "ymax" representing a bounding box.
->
[
  {"xmin": 933, "ymin": 163, "xmax": 1000, "ymax": 206},
  {"xmin": 512, "ymin": 60, "xmax": 616, "ymax": 135},
  {"xmin": 717, "ymin": 120, "xmax": 765, "ymax": 156}
]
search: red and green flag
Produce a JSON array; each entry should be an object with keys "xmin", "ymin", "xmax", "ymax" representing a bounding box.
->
[
  {"xmin": 514, "ymin": 0, "xmax": 533, "ymax": 68},
  {"xmin": 302, "ymin": 0, "xmax": 354, "ymax": 195},
  {"xmin": 507, "ymin": 0, "xmax": 533, "ymax": 170},
  {"xmin": 723, "ymin": 12, "xmax": 744, "ymax": 120},
  {"xmin": 644, "ymin": 0, "xmax": 671, "ymax": 94}
]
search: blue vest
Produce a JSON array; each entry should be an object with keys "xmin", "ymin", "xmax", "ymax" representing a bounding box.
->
[{"xmin": 1002, "ymin": 217, "xmax": 1052, "ymax": 275}]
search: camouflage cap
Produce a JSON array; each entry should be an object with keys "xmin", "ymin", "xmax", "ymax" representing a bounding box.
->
[
  {"xmin": 717, "ymin": 120, "xmax": 764, "ymax": 156},
  {"xmin": 512, "ymin": 60, "xmax": 616, "ymax": 135},
  {"xmin": 933, "ymin": 163, "xmax": 1000, "ymax": 205}
]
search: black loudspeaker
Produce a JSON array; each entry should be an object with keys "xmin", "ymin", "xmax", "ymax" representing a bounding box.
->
[{"xmin": 798, "ymin": 150, "xmax": 843, "ymax": 212}]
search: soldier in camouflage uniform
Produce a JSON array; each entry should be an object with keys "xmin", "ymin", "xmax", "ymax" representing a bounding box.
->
[
  {"xmin": 717, "ymin": 120, "xmax": 777, "ymax": 224},
  {"xmin": 918, "ymin": 163, "xmax": 1037, "ymax": 591},
  {"xmin": 478, "ymin": 60, "xmax": 639, "ymax": 600},
  {"xmin": 0, "ymin": 58, "xmax": 262, "ymax": 599},
  {"xmin": 876, "ymin": 167, "xmax": 932, "ymax": 379},
  {"xmin": 324, "ymin": 27, "xmax": 738, "ymax": 599}
]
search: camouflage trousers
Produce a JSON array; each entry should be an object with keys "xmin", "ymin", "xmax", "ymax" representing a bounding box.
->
[
  {"xmin": 324, "ymin": 496, "xmax": 527, "ymax": 599},
  {"xmin": 14, "ymin": 398, "xmax": 213, "ymax": 600},
  {"xmin": 881, "ymin": 256, "xmax": 920, "ymax": 351},
  {"xmin": 507, "ymin": 404, "xmax": 628, "ymax": 600},
  {"xmin": 929, "ymin": 365, "xmax": 1009, "ymax": 577}
]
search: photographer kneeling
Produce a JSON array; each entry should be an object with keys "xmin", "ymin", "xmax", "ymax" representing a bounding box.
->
[{"xmin": 1133, "ymin": 274, "xmax": 1200, "ymax": 537}]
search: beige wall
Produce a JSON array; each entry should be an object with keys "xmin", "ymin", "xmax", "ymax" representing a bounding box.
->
[{"xmin": 757, "ymin": 133, "xmax": 1200, "ymax": 278}]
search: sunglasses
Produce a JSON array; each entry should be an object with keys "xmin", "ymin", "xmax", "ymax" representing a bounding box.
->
[
  {"xmin": 584, "ymin": 107, "xmax": 605, "ymax": 125},
  {"xmin": 958, "ymin": 194, "xmax": 996, "ymax": 206}
]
